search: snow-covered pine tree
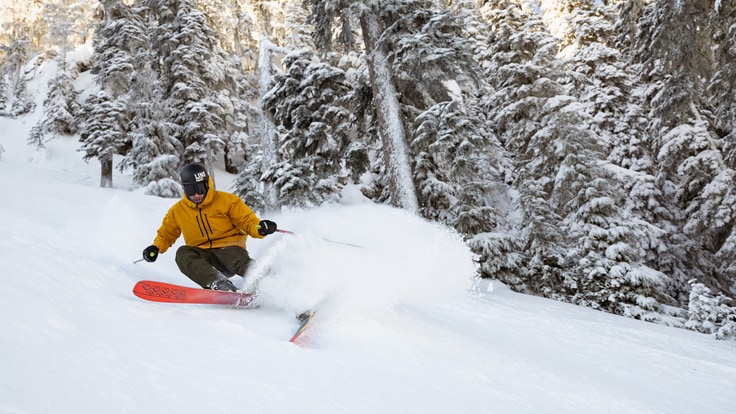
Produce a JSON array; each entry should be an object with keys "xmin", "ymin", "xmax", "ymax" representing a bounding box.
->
[
  {"xmin": 8, "ymin": 59, "xmax": 35, "ymax": 118},
  {"xmin": 552, "ymin": 116, "xmax": 664, "ymax": 318},
  {"xmin": 185, "ymin": 1, "xmax": 261, "ymax": 174},
  {"xmin": 37, "ymin": 70, "xmax": 80, "ymax": 136},
  {"xmin": 0, "ymin": 33, "xmax": 31, "ymax": 117},
  {"xmin": 686, "ymin": 279, "xmax": 736, "ymax": 339},
  {"xmin": 306, "ymin": 0, "xmax": 419, "ymax": 211},
  {"xmin": 513, "ymin": 174, "xmax": 566, "ymax": 296},
  {"xmin": 411, "ymin": 99, "xmax": 505, "ymax": 236},
  {"xmin": 707, "ymin": 3, "xmax": 736, "ymax": 296},
  {"xmin": 79, "ymin": 90, "xmax": 128, "ymax": 187},
  {"xmin": 84, "ymin": 0, "xmax": 147, "ymax": 187},
  {"xmin": 0, "ymin": 72, "xmax": 8, "ymax": 114},
  {"xmin": 385, "ymin": 1, "xmax": 511, "ymax": 245},
  {"xmin": 710, "ymin": 2, "xmax": 736, "ymax": 166},
  {"xmin": 260, "ymin": 50, "xmax": 362, "ymax": 207},
  {"xmin": 121, "ymin": 80, "xmax": 183, "ymax": 198},
  {"xmin": 551, "ymin": 1, "xmax": 680, "ymax": 314},
  {"xmin": 478, "ymin": 0, "xmax": 561, "ymax": 287},
  {"xmin": 42, "ymin": 1, "xmax": 78, "ymax": 73},
  {"xmin": 96, "ymin": 0, "xmax": 182, "ymax": 196},
  {"xmin": 148, "ymin": 0, "xmax": 236, "ymax": 167},
  {"xmin": 118, "ymin": 43, "xmax": 182, "ymax": 196},
  {"xmin": 93, "ymin": 0, "xmax": 147, "ymax": 97},
  {"xmin": 479, "ymin": 0, "xmax": 666, "ymax": 316},
  {"xmin": 631, "ymin": 0, "xmax": 732, "ymax": 304}
]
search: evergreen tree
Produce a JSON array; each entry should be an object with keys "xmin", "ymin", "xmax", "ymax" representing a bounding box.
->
[
  {"xmin": 87, "ymin": 0, "xmax": 147, "ymax": 187},
  {"xmin": 79, "ymin": 90, "xmax": 128, "ymax": 188},
  {"xmin": 9, "ymin": 64, "xmax": 35, "ymax": 118},
  {"xmin": 121, "ymin": 80, "xmax": 183, "ymax": 197},
  {"xmin": 1, "ymin": 31, "xmax": 34, "ymax": 118},
  {"xmin": 513, "ymin": 175, "xmax": 566, "ymax": 296},
  {"xmin": 307, "ymin": 0, "xmax": 420, "ymax": 211},
  {"xmin": 711, "ymin": 2, "xmax": 736, "ymax": 166},
  {"xmin": 119, "ymin": 40, "xmax": 182, "ymax": 197},
  {"xmin": 686, "ymin": 279, "xmax": 736, "ymax": 339},
  {"xmin": 148, "ymin": 0, "xmax": 238, "ymax": 167},
  {"xmin": 260, "ymin": 50, "xmax": 363, "ymax": 207},
  {"xmin": 0, "ymin": 73, "xmax": 8, "ymax": 114},
  {"xmin": 411, "ymin": 99, "xmax": 504, "ymax": 235},
  {"xmin": 627, "ymin": 0, "xmax": 730, "ymax": 305},
  {"xmin": 634, "ymin": 0, "xmax": 714, "ymax": 130},
  {"xmin": 93, "ymin": 0, "xmax": 147, "ymax": 97},
  {"xmin": 38, "ymin": 70, "xmax": 80, "ymax": 136}
]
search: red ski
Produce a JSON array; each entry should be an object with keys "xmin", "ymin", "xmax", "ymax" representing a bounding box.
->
[
  {"xmin": 133, "ymin": 280, "xmax": 255, "ymax": 307},
  {"xmin": 289, "ymin": 311, "xmax": 316, "ymax": 345}
]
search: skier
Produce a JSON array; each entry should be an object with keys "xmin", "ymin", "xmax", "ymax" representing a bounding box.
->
[{"xmin": 141, "ymin": 163, "xmax": 277, "ymax": 292}]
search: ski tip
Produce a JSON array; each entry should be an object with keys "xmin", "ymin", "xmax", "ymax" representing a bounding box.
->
[{"xmin": 289, "ymin": 310, "xmax": 316, "ymax": 345}]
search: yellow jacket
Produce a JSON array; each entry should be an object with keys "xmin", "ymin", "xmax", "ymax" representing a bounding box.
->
[{"xmin": 152, "ymin": 177, "xmax": 264, "ymax": 253}]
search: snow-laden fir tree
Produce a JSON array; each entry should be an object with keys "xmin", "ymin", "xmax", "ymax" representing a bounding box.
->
[
  {"xmin": 147, "ymin": 0, "xmax": 238, "ymax": 167},
  {"xmin": 79, "ymin": 90, "xmax": 128, "ymax": 187},
  {"xmin": 102, "ymin": 0, "xmax": 183, "ymax": 196},
  {"xmin": 8, "ymin": 59, "xmax": 36, "ymax": 118},
  {"xmin": 259, "ymin": 50, "xmax": 364, "ymax": 208},
  {"xmin": 513, "ymin": 174, "xmax": 566, "ymax": 296},
  {"xmin": 93, "ymin": 0, "xmax": 147, "ymax": 98},
  {"xmin": 632, "ymin": 0, "xmax": 733, "ymax": 304},
  {"xmin": 551, "ymin": 0, "xmax": 679, "ymax": 315},
  {"xmin": 38, "ymin": 70, "xmax": 80, "ymax": 136},
  {"xmin": 551, "ymin": 110, "xmax": 664, "ymax": 317},
  {"xmin": 120, "ymin": 45, "xmax": 183, "ymax": 197},
  {"xmin": 0, "ymin": 33, "xmax": 31, "ymax": 117},
  {"xmin": 387, "ymin": 1, "xmax": 512, "ymax": 240},
  {"xmin": 706, "ymin": 3, "xmax": 736, "ymax": 295},
  {"xmin": 479, "ymin": 0, "xmax": 667, "ymax": 316},
  {"xmin": 0, "ymin": 72, "xmax": 8, "ymax": 114},
  {"xmin": 686, "ymin": 279, "xmax": 736, "ymax": 339},
  {"xmin": 710, "ymin": 2, "xmax": 736, "ymax": 166},
  {"xmin": 121, "ymin": 80, "xmax": 183, "ymax": 197},
  {"xmin": 411, "ymin": 99, "xmax": 505, "ymax": 236},
  {"xmin": 479, "ymin": 0, "xmax": 560, "ymax": 288},
  {"xmin": 306, "ymin": 0, "xmax": 419, "ymax": 212},
  {"xmin": 83, "ymin": 0, "xmax": 146, "ymax": 187}
]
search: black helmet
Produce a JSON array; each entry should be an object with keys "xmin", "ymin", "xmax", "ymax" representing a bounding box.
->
[{"xmin": 179, "ymin": 163, "xmax": 209, "ymax": 198}]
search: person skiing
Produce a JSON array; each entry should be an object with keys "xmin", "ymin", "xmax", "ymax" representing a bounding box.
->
[{"xmin": 141, "ymin": 163, "xmax": 277, "ymax": 292}]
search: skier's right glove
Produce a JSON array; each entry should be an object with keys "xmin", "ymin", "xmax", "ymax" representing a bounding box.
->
[{"xmin": 142, "ymin": 245, "xmax": 159, "ymax": 262}]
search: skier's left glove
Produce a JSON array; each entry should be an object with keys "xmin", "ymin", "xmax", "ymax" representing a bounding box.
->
[
  {"xmin": 257, "ymin": 220, "xmax": 278, "ymax": 236},
  {"xmin": 142, "ymin": 245, "xmax": 159, "ymax": 262}
]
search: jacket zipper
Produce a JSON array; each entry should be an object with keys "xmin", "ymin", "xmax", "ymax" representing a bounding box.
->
[{"xmin": 195, "ymin": 207, "xmax": 214, "ymax": 249}]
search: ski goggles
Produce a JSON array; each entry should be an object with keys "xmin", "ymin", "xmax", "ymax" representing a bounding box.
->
[{"xmin": 182, "ymin": 181, "xmax": 208, "ymax": 197}]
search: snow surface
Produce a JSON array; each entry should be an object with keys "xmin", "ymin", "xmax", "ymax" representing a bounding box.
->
[{"xmin": 1, "ymin": 114, "xmax": 735, "ymax": 414}]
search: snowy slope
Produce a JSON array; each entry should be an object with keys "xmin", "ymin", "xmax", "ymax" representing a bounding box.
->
[{"xmin": 1, "ymin": 115, "xmax": 735, "ymax": 414}]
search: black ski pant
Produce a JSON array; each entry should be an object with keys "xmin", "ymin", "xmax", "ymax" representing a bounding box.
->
[{"xmin": 175, "ymin": 245, "xmax": 252, "ymax": 289}]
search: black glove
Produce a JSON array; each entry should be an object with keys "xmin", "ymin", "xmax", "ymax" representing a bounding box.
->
[
  {"xmin": 142, "ymin": 245, "xmax": 159, "ymax": 262},
  {"xmin": 257, "ymin": 220, "xmax": 278, "ymax": 236}
]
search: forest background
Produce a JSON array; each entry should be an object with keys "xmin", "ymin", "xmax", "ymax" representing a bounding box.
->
[{"xmin": 1, "ymin": 0, "xmax": 735, "ymax": 339}]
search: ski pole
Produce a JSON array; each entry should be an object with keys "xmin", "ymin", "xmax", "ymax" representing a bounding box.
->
[
  {"xmin": 277, "ymin": 229, "xmax": 365, "ymax": 249},
  {"xmin": 133, "ymin": 258, "xmax": 145, "ymax": 264}
]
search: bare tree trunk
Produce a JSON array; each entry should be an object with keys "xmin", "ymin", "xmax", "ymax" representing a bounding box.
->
[
  {"xmin": 359, "ymin": 8, "xmax": 419, "ymax": 213},
  {"xmin": 257, "ymin": 35, "xmax": 279, "ymax": 210},
  {"xmin": 101, "ymin": 155, "xmax": 113, "ymax": 188}
]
